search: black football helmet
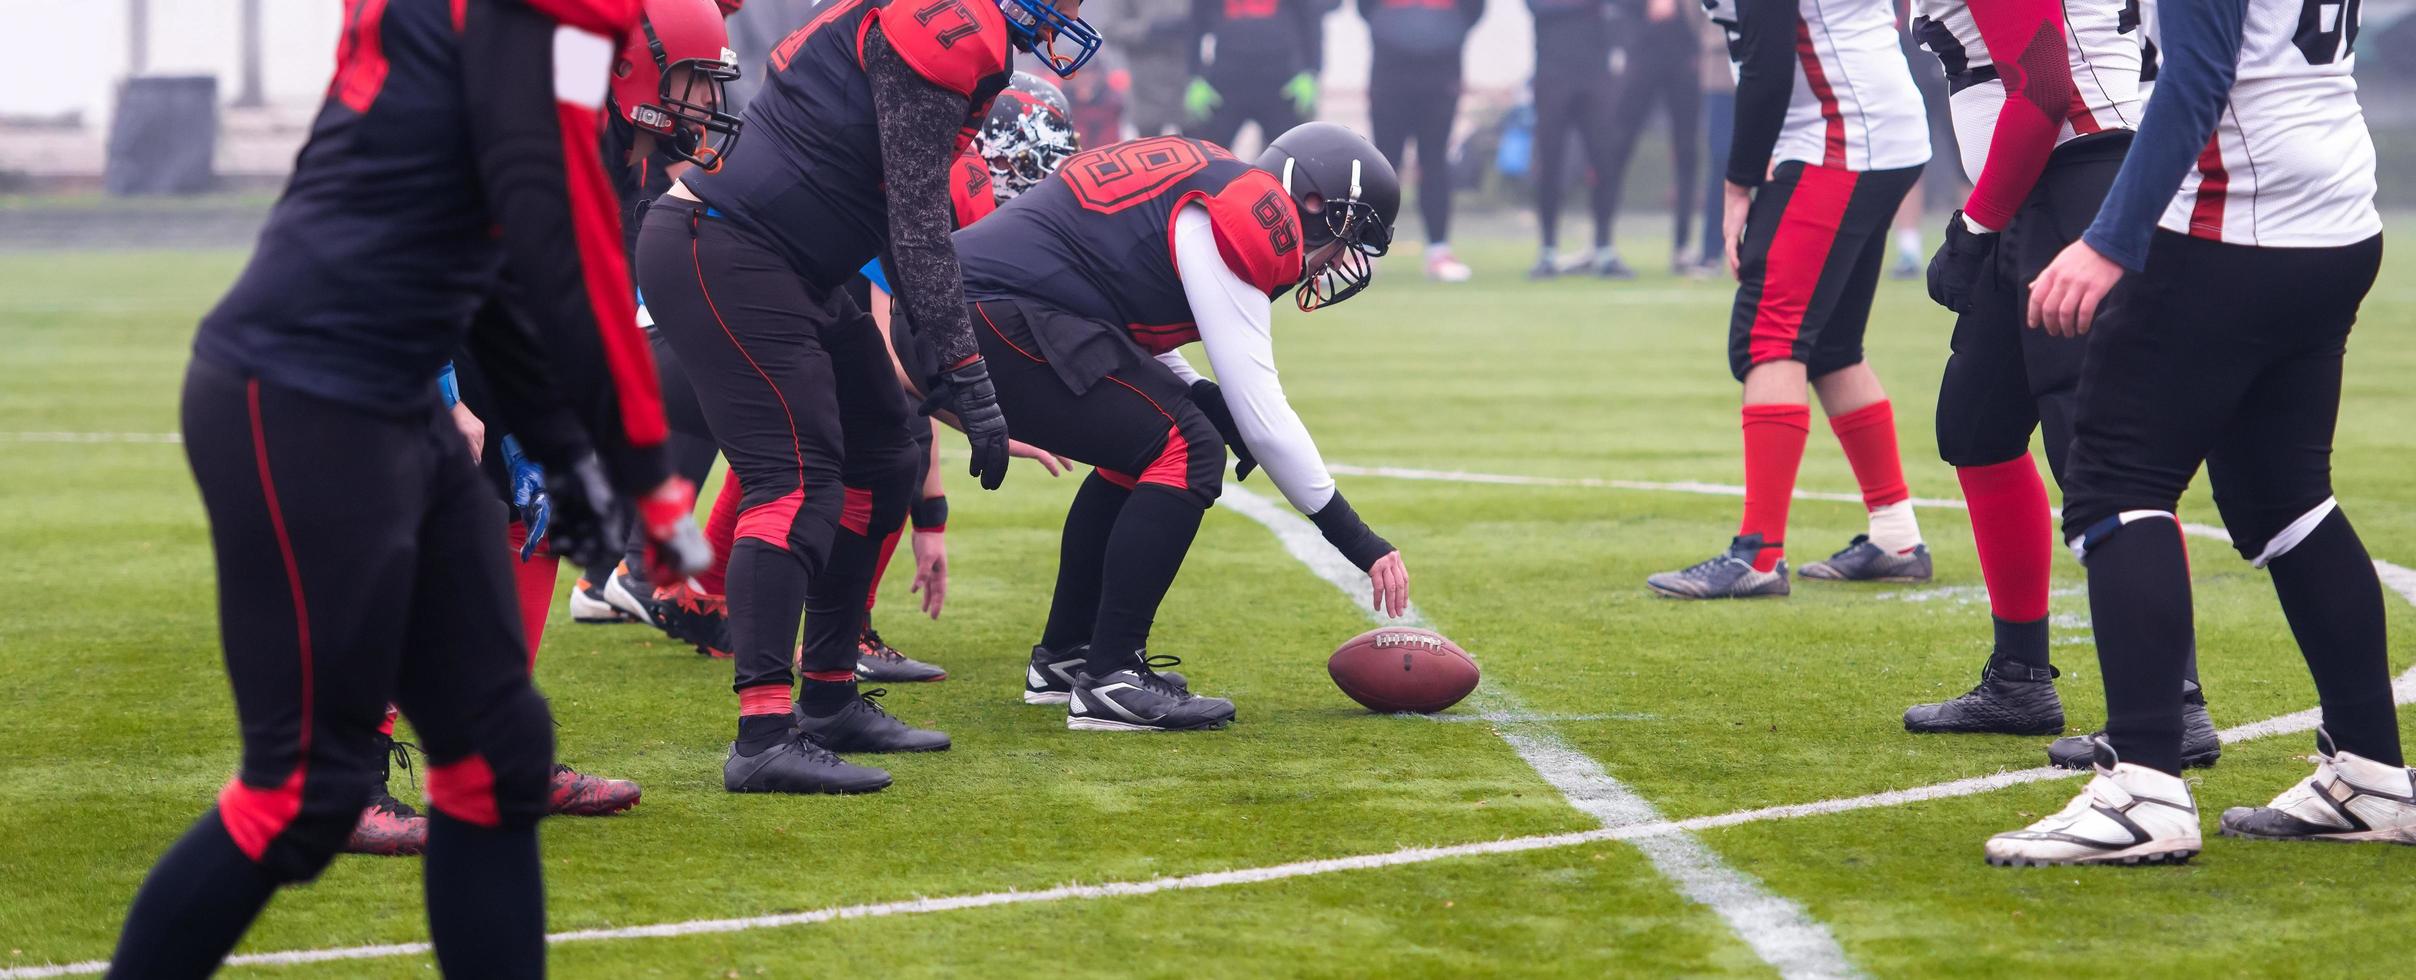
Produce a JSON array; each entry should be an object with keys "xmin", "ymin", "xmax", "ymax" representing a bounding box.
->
[{"xmin": 1255, "ymin": 122, "xmax": 1399, "ymax": 311}]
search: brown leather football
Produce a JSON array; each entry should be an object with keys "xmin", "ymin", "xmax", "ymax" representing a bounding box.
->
[{"xmin": 1327, "ymin": 627, "xmax": 1479, "ymax": 713}]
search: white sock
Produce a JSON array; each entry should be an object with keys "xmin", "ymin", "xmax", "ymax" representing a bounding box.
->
[
  {"xmin": 1867, "ymin": 500, "xmax": 1922, "ymax": 554},
  {"xmin": 1894, "ymin": 227, "xmax": 1923, "ymax": 261},
  {"xmin": 1426, "ymin": 241, "xmax": 1454, "ymax": 259}
]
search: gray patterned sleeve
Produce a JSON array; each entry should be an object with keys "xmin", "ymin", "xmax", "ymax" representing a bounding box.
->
[{"xmin": 865, "ymin": 25, "xmax": 979, "ymax": 374}]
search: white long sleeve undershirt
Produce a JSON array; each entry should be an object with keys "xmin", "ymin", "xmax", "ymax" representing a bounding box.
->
[{"xmin": 1168, "ymin": 203, "xmax": 1337, "ymax": 515}]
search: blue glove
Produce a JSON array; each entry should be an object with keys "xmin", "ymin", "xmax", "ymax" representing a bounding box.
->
[
  {"xmin": 436, "ymin": 362, "xmax": 459, "ymax": 408},
  {"xmin": 502, "ymin": 435, "xmax": 550, "ymax": 561}
]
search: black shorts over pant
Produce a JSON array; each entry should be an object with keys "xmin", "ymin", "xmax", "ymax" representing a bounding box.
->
[
  {"xmin": 636, "ymin": 203, "xmax": 922, "ymax": 691},
  {"xmin": 182, "ymin": 356, "xmax": 554, "ymax": 883},
  {"xmin": 2059, "ymin": 230, "xmax": 2383, "ymax": 560},
  {"xmin": 972, "ymin": 298, "xmax": 1224, "ymax": 507},
  {"xmin": 1935, "ymin": 134, "xmax": 2129, "ymax": 478},
  {"xmin": 1728, "ymin": 162, "xmax": 1921, "ymax": 381}
]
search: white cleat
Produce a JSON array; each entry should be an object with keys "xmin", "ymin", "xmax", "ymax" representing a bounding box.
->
[
  {"xmin": 1425, "ymin": 246, "xmax": 1472, "ymax": 283},
  {"xmin": 2220, "ymin": 731, "xmax": 2416, "ymax": 845},
  {"xmin": 1987, "ymin": 738, "xmax": 2201, "ymax": 867}
]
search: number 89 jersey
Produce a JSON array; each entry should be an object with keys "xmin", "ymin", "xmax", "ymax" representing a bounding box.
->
[
  {"xmin": 2155, "ymin": 0, "xmax": 2378, "ymax": 247},
  {"xmin": 956, "ymin": 137, "xmax": 1306, "ymax": 354}
]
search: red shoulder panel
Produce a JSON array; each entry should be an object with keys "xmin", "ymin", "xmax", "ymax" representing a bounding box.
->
[
  {"xmin": 1199, "ymin": 169, "xmax": 1305, "ymax": 298},
  {"xmin": 868, "ymin": 0, "xmax": 1010, "ymax": 98},
  {"xmin": 950, "ymin": 151, "xmax": 997, "ymax": 227}
]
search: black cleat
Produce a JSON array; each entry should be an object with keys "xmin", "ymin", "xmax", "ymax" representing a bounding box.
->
[
  {"xmin": 1024, "ymin": 645, "xmax": 1187, "ymax": 705},
  {"xmin": 793, "ymin": 689, "xmax": 951, "ymax": 753},
  {"xmin": 2049, "ymin": 685, "xmax": 2221, "ymax": 770},
  {"xmin": 724, "ymin": 736, "xmax": 892, "ymax": 795},
  {"xmin": 1799, "ymin": 534, "xmax": 1933, "ymax": 582},
  {"xmin": 652, "ymin": 581, "xmax": 731, "ymax": 658},
  {"xmin": 1904, "ymin": 658, "xmax": 2064, "ymax": 735},
  {"xmin": 856, "ymin": 629, "xmax": 947, "ymax": 683},
  {"xmin": 1645, "ymin": 534, "xmax": 1789, "ymax": 599},
  {"xmin": 1067, "ymin": 667, "xmax": 1233, "ymax": 732}
]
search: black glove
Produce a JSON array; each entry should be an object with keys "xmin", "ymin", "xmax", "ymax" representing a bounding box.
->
[
  {"xmin": 1926, "ymin": 210, "xmax": 1999, "ymax": 315},
  {"xmin": 542, "ymin": 453, "xmax": 628, "ymax": 572},
  {"xmin": 928, "ymin": 357, "xmax": 1011, "ymax": 491},
  {"xmin": 1188, "ymin": 380, "xmax": 1258, "ymax": 481}
]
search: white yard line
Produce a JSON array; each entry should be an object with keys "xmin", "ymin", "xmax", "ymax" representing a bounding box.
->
[
  {"xmin": 12, "ymin": 468, "xmax": 2416, "ymax": 979},
  {"xmin": 0, "ymin": 431, "xmax": 182, "ymax": 444},
  {"xmin": 1219, "ymin": 488, "xmax": 1860, "ymax": 979}
]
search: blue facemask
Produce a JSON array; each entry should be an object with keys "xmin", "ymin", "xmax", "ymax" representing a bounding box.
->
[{"xmin": 998, "ymin": 0, "xmax": 1101, "ymax": 78}]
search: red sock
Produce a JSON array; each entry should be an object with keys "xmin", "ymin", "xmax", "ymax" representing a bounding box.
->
[
  {"xmin": 1957, "ymin": 458, "xmax": 2052, "ymax": 622},
  {"xmin": 1739, "ymin": 404, "xmax": 1811, "ymax": 573},
  {"xmin": 379, "ymin": 706, "xmax": 397, "ymax": 738},
  {"xmin": 1828, "ymin": 400, "xmax": 1910, "ymax": 509},
  {"xmin": 698, "ymin": 471, "xmax": 742, "ymax": 596},
  {"xmin": 738, "ymin": 683, "xmax": 792, "ymax": 717},
  {"xmin": 506, "ymin": 521, "xmax": 559, "ymax": 670},
  {"xmin": 865, "ymin": 526, "xmax": 904, "ymax": 615}
]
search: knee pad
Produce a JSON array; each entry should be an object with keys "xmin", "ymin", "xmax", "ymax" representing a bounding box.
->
[
  {"xmin": 2066, "ymin": 509, "xmax": 2177, "ymax": 565},
  {"xmin": 1143, "ymin": 411, "xmax": 1223, "ymax": 509},
  {"xmin": 217, "ymin": 765, "xmax": 382, "ymax": 883},
  {"xmin": 426, "ymin": 685, "xmax": 555, "ymax": 830},
  {"xmin": 2231, "ymin": 496, "xmax": 2339, "ymax": 568}
]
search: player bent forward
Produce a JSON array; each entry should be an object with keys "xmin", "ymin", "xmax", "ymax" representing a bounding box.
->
[{"xmin": 906, "ymin": 123, "xmax": 1412, "ymax": 731}]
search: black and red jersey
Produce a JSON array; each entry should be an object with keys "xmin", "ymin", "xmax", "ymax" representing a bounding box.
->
[
  {"xmin": 685, "ymin": 0, "xmax": 1012, "ymax": 291},
  {"xmin": 195, "ymin": 0, "xmax": 669, "ymax": 491},
  {"xmin": 957, "ymin": 136, "xmax": 1304, "ymax": 354},
  {"xmin": 951, "ymin": 150, "xmax": 998, "ymax": 227}
]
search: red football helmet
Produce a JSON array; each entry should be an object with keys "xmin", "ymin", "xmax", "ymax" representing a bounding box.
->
[{"xmin": 613, "ymin": 0, "xmax": 743, "ymax": 171}]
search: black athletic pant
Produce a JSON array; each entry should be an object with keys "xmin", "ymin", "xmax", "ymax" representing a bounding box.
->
[
  {"xmin": 1369, "ymin": 54, "xmax": 1460, "ymax": 246},
  {"xmin": 2062, "ymin": 230, "xmax": 2391, "ymax": 774},
  {"xmin": 1187, "ymin": 67, "xmax": 1305, "ymax": 151},
  {"xmin": 972, "ymin": 299, "xmax": 1225, "ymax": 674},
  {"xmin": 1595, "ymin": 17, "xmax": 1701, "ymax": 259},
  {"xmin": 1532, "ymin": 67, "xmax": 1619, "ymax": 251},
  {"xmin": 635, "ymin": 204, "xmax": 921, "ymax": 703},
  {"xmin": 112, "ymin": 357, "xmax": 554, "ymax": 977}
]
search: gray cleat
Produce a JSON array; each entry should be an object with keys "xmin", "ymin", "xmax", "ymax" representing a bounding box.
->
[
  {"xmin": 1646, "ymin": 535, "xmax": 1791, "ymax": 599},
  {"xmin": 1799, "ymin": 534, "xmax": 1934, "ymax": 582}
]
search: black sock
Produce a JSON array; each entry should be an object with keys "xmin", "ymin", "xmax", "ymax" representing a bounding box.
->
[
  {"xmin": 1041, "ymin": 473, "xmax": 1129, "ymax": 652},
  {"xmin": 425, "ymin": 813, "xmax": 546, "ymax": 980},
  {"xmin": 1991, "ymin": 616, "xmax": 2051, "ymax": 673},
  {"xmin": 2086, "ymin": 519, "xmax": 2193, "ymax": 775},
  {"xmin": 108, "ymin": 810, "xmax": 280, "ymax": 979},
  {"xmin": 736, "ymin": 714, "xmax": 789, "ymax": 755},
  {"xmin": 798, "ymin": 678, "xmax": 858, "ymax": 716},
  {"xmin": 2268, "ymin": 509, "xmax": 2401, "ymax": 765},
  {"xmin": 1087, "ymin": 486, "xmax": 1205, "ymax": 677}
]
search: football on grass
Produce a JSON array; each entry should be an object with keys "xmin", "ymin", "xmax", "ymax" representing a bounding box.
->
[{"xmin": 1327, "ymin": 627, "xmax": 1479, "ymax": 713}]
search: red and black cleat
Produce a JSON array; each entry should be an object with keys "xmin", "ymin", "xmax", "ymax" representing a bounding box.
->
[
  {"xmin": 549, "ymin": 763, "xmax": 641, "ymax": 816},
  {"xmin": 652, "ymin": 581, "xmax": 732, "ymax": 658},
  {"xmin": 345, "ymin": 794, "xmax": 429, "ymax": 856},
  {"xmin": 855, "ymin": 629, "xmax": 947, "ymax": 683}
]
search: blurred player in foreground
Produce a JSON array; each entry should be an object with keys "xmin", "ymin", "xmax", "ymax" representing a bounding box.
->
[
  {"xmin": 108, "ymin": 0, "xmax": 706, "ymax": 974},
  {"xmin": 924, "ymin": 123, "xmax": 1410, "ymax": 731},
  {"xmin": 1987, "ymin": 0, "xmax": 2405, "ymax": 867}
]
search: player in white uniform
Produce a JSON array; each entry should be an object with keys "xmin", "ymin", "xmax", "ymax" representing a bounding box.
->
[
  {"xmin": 1987, "ymin": 0, "xmax": 2407, "ymax": 867},
  {"xmin": 1647, "ymin": 0, "xmax": 1935, "ymax": 600},
  {"xmin": 1899, "ymin": 0, "xmax": 2222, "ymax": 771}
]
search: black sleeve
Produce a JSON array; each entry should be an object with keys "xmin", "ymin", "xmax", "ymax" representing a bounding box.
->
[
  {"xmin": 1725, "ymin": 0, "xmax": 1794, "ymax": 187},
  {"xmin": 1296, "ymin": 0, "xmax": 1331, "ymax": 73},
  {"xmin": 1191, "ymin": 0, "xmax": 1217, "ymax": 74},
  {"xmin": 460, "ymin": 291, "xmax": 593, "ymax": 474},
  {"xmin": 461, "ymin": 0, "xmax": 669, "ymax": 494},
  {"xmin": 865, "ymin": 26, "xmax": 981, "ymax": 377}
]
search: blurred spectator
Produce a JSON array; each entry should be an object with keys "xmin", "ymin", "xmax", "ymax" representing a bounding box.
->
[
  {"xmin": 1889, "ymin": 0, "xmax": 1962, "ymax": 277},
  {"xmin": 1185, "ymin": 0, "xmax": 1334, "ymax": 152},
  {"xmin": 1358, "ymin": 0, "xmax": 1486, "ymax": 282},
  {"xmin": 1103, "ymin": 0, "xmax": 1196, "ymax": 136},
  {"xmin": 1591, "ymin": 0, "xmax": 1700, "ymax": 276},
  {"xmin": 1690, "ymin": 4, "xmax": 1731, "ymax": 276},
  {"xmin": 721, "ymin": 0, "xmax": 815, "ymax": 111},
  {"xmin": 1063, "ymin": 46, "xmax": 1134, "ymax": 147},
  {"xmin": 1524, "ymin": 0, "xmax": 1623, "ymax": 279}
]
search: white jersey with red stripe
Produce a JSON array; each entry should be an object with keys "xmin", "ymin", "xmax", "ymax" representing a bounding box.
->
[
  {"xmin": 1912, "ymin": 0, "xmax": 2147, "ymax": 184},
  {"xmin": 2151, "ymin": 0, "xmax": 2378, "ymax": 246},
  {"xmin": 1706, "ymin": 0, "xmax": 1931, "ymax": 172}
]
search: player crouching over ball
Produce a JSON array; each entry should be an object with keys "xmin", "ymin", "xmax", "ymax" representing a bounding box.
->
[{"xmin": 903, "ymin": 122, "xmax": 1412, "ymax": 732}]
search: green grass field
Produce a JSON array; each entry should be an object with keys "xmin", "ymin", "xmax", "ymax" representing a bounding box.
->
[{"xmin": 5, "ymin": 232, "xmax": 2416, "ymax": 977}]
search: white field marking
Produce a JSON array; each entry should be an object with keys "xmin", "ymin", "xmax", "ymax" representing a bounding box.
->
[
  {"xmin": 0, "ymin": 431, "xmax": 182, "ymax": 444},
  {"xmin": 11, "ymin": 479, "xmax": 2415, "ymax": 978},
  {"xmin": 1220, "ymin": 487, "xmax": 1860, "ymax": 979},
  {"xmin": 1324, "ymin": 463, "xmax": 1969, "ymax": 510},
  {"xmin": 1411, "ymin": 711, "xmax": 1659, "ymax": 724}
]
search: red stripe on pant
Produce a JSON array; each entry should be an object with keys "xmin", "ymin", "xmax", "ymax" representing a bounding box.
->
[
  {"xmin": 866, "ymin": 526, "xmax": 904, "ymax": 614},
  {"xmin": 426, "ymin": 754, "xmax": 501, "ymax": 828},
  {"xmin": 737, "ymin": 488, "xmax": 805, "ymax": 550},
  {"xmin": 218, "ymin": 378, "xmax": 314, "ymax": 862},
  {"xmin": 1746, "ymin": 166, "xmax": 1860, "ymax": 368}
]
